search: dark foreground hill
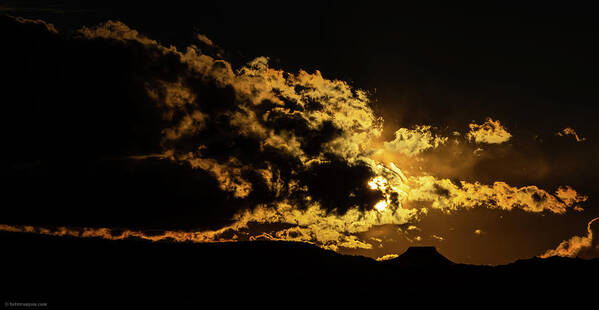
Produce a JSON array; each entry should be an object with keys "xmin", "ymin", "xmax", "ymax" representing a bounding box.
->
[{"xmin": 1, "ymin": 231, "xmax": 597, "ymax": 307}]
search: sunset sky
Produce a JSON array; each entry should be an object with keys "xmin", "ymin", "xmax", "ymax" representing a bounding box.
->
[{"xmin": 1, "ymin": 1, "xmax": 598, "ymax": 265}]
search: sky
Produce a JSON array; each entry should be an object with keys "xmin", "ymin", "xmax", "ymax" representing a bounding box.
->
[{"xmin": 1, "ymin": 1, "xmax": 598, "ymax": 265}]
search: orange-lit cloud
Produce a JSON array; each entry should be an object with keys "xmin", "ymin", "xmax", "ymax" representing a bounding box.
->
[
  {"xmin": 376, "ymin": 254, "xmax": 399, "ymax": 261},
  {"xmin": 0, "ymin": 17, "xmax": 591, "ymax": 256},
  {"xmin": 196, "ymin": 34, "xmax": 214, "ymax": 47},
  {"xmin": 384, "ymin": 125, "xmax": 448, "ymax": 157},
  {"xmin": 555, "ymin": 186, "xmax": 588, "ymax": 208},
  {"xmin": 556, "ymin": 127, "xmax": 586, "ymax": 142},
  {"xmin": 0, "ymin": 224, "xmax": 238, "ymax": 244},
  {"xmin": 405, "ymin": 176, "xmax": 585, "ymax": 214},
  {"xmin": 541, "ymin": 217, "xmax": 599, "ymax": 259},
  {"xmin": 467, "ymin": 118, "xmax": 511, "ymax": 144},
  {"xmin": 9, "ymin": 15, "xmax": 58, "ymax": 33}
]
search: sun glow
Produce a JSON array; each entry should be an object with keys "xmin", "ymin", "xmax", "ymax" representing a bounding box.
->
[
  {"xmin": 368, "ymin": 176, "xmax": 388, "ymax": 191},
  {"xmin": 374, "ymin": 200, "xmax": 388, "ymax": 212}
]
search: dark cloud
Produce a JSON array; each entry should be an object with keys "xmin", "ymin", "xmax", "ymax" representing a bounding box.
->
[
  {"xmin": 295, "ymin": 154, "xmax": 384, "ymax": 214},
  {"xmin": 1, "ymin": 15, "xmax": 166, "ymax": 163},
  {"xmin": 2, "ymin": 157, "xmax": 233, "ymax": 230},
  {"xmin": 0, "ymin": 15, "xmax": 235, "ymax": 228},
  {"xmin": 0, "ymin": 15, "xmax": 384, "ymax": 232},
  {"xmin": 0, "ymin": 14, "xmax": 592, "ymax": 256}
]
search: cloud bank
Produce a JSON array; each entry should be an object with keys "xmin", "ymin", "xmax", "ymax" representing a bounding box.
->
[{"xmin": 0, "ymin": 16, "xmax": 588, "ymax": 253}]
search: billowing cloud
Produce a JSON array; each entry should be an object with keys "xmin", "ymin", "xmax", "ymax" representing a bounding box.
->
[
  {"xmin": 556, "ymin": 127, "xmax": 586, "ymax": 142},
  {"xmin": 541, "ymin": 217, "xmax": 599, "ymax": 259},
  {"xmin": 555, "ymin": 186, "xmax": 588, "ymax": 209},
  {"xmin": 376, "ymin": 254, "xmax": 399, "ymax": 261},
  {"xmin": 9, "ymin": 14, "xmax": 57, "ymax": 33},
  {"xmin": 12, "ymin": 16, "xmax": 383, "ymax": 208},
  {"xmin": 0, "ymin": 16, "xmax": 589, "ymax": 253},
  {"xmin": 405, "ymin": 176, "xmax": 585, "ymax": 214},
  {"xmin": 467, "ymin": 118, "xmax": 512, "ymax": 144},
  {"xmin": 384, "ymin": 125, "xmax": 448, "ymax": 157}
]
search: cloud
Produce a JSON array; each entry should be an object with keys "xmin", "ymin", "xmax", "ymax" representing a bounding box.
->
[
  {"xmin": 405, "ymin": 176, "xmax": 585, "ymax": 214},
  {"xmin": 556, "ymin": 127, "xmax": 586, "ymax": 142},
  {"xmin": 376, "ymin": 254, "xmax": 399, "ymax": 261},
  {"xmin": 6, "ymin": 15, "xmax": 58, "ymax": 33},
  {"xmin": 384, "ymin": 125, "xmax": 448, "ymax": 157},
  {"xmin": 78, "ymin": 20, "xmax": 159, "ymax": 45},
  {"xmin": 467, "ymin": 118, "xmax": 512, "ymax": 144},
  {"xmin": 0, "ymin": 224, "xmax": 238, "ymax": 244},
  {"xmin": 196, "ymin": 34, "xmax": 214, "ymax": 47},
  {"xmin": 0, "ymin": 16, "xmax": 589, "ymax": 253},
  {"xmin": 431, "ymin": 234, "xmax": 444, "ymax": 241},
  {"xmin": 541, "ymin": 217, "xmax": 599, "ymax": 259},
  {"xmin": 555, "ymin": 186, "xmax": 588, "ymax": 208},
  {"xmin": 0, "ymin": 15, "xmax": 389, "ymax": 249}
]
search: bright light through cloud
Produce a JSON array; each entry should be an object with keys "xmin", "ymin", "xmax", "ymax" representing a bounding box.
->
[
  {"xmin": 374, "ymin": 200, "xmax": 388, "ymax": 212},
  {"xmin": 0, "ymin": 13, "xmax": 594, "ymax": 269}
]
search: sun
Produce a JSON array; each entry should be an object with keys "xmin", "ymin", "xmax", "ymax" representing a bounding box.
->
[{"xmin": 374, "ymin": 200, "xmax": 388, "ymax": 212}]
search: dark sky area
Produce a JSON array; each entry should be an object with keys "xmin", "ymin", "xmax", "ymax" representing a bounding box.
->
[
  {"xmin": 5, "ymin": 2, "xmax": 599, "ymax": 138},
  {"xmin": 1, "ymin": 1, "xmax": 598, "ymax": 265},
  {"xmin": 4, "ymin": 2, "xmax": 599, "ymax": 126}
]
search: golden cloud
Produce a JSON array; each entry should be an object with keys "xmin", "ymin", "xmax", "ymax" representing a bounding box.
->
[
  {"xmin": 0, "ymin": 18, "xmax": 591, "ymax": 256},
  {"xmin": 384, "ymin": 125, "xmax": 448, "ymax": 157},
  {"xmin": 556, "ymin": 127, "xmax": 586, "ymax": 142},
  {"xmin": 467, "ymin": 118, "xmax": 511, "ymax": 144},
  {"xmin": 376, "ymin": 254, "xmax": 399, "ymax": 261},
  {"xmin": 405, "ymin": 176, "xmax": 583, "ymax": 214},
  {"xmin": 11, "ymin": 15, "xmax": 58, "ymax": 33},
  {"xmin": 541, "ymin": 217, "xmax": 599, "ymax": 258}
]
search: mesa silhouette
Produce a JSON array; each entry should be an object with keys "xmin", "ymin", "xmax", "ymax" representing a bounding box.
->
[{"xmin": 2, "ymin": 231, "xmax": 597, "ymax": 304}]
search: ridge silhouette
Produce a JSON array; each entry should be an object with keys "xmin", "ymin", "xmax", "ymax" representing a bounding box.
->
[{"xmin": 1, "ymin": 231, "xmax": 598, "ymax": 306}]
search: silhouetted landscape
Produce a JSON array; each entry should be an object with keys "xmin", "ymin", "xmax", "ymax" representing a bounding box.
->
[
  {"xmin": 2, "ymin": 231, "xmax": 597, "ymax": 306},
  {"xmin": 3, "ymin": 2, "xmax": 599, "ymax": 307}
]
